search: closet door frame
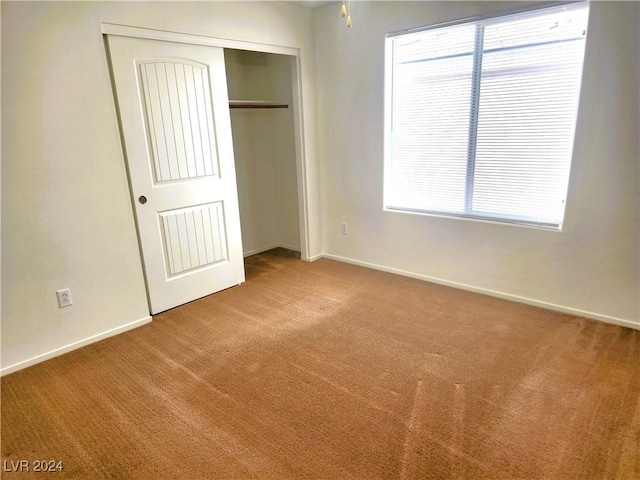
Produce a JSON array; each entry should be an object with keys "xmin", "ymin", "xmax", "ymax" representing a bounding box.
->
[{"xmin": 101, "ymin": 23, "xmax": 312, "ymax": 261}]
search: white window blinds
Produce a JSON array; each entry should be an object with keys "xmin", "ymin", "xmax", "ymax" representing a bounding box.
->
[{"xmin": 385, "ymin": 3, "xmax": 589, "ymax": 229}]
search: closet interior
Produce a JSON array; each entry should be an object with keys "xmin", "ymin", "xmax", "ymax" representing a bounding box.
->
[{"xmin": 224, "ymin": 49, "xmax": 301, "ymax": 257}]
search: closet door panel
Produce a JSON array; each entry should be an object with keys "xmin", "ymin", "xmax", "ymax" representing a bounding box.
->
[{"xmin": 108, "ymin": 35, "xmax": 244, "ymax": 314}]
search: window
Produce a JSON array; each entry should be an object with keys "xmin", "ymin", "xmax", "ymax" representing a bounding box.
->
[{"xmin": 384, "ymin": 3, "xmax": 589, "ymax": 229}]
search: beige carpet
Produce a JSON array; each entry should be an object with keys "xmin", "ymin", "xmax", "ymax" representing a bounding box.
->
[{"xmin": 2, "ymin": 249, "xmax": 639, "ymax": 479}]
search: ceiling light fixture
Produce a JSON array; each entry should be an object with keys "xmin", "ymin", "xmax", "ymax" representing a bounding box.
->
[{"xmin": 341, "ymin": 0, "xmax": 352, "ymax": 28}]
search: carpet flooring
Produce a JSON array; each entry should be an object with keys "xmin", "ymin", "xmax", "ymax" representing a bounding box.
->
[{"xmin": 2, "ymin": 249, "xmax": 639, "ymax": 479}]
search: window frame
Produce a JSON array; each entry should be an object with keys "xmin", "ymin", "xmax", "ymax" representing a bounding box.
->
[{"xmin": 383, "ymin": 1, "xmax": 589, "ymax": 231}]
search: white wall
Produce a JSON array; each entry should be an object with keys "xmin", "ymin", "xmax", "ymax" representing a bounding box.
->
[
  {"xmin": 225, "ymin": 50, "xmax": 300, "ymax": 255},
  {"xmin": 1, "ymin": 1, "xmax": 319, "ymax": 373},
  {"xmin": 314, "ymin": 1, "xmax": 639, "ymax": 327}
]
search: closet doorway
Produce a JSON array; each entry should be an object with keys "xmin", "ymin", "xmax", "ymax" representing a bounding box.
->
[
  {"xmin": 102, "ymin": 24, "xmax": 310, "ymax": 314},
  {"xmin": 225, "ymin": 49, "xmax": 302, "ymax": 258}
]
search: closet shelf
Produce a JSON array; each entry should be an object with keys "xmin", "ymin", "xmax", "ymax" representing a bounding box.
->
[{"xmin": 229, "ymin": 100, "xmax": 289, "ymax": 109}]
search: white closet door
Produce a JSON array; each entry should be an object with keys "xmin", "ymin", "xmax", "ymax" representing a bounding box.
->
[{"xmin": 108, "ymin": 35, "xmax": 244, "ymax": 314}]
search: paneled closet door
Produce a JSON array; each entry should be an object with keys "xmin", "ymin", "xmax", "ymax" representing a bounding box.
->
[{"xmin": 107, "ymin": 35, "xmax": 244, "ymax": 314}]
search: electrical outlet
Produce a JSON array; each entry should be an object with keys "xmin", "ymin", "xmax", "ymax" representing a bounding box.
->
[
  {"xmin": 341, "ymin": 222, "xmax": 348, "ymax": 235},
  {"xmin": 56, "ymin": 288, "xmax": 73, "ymax": 308}
]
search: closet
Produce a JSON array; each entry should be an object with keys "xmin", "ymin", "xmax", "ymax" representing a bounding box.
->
[{"xmin": 224, "ymin": 49, "xmax": 301, "ymax": 257}]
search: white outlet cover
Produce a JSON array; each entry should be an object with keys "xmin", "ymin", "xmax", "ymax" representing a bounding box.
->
[{"xmin": 56, "ymin": 289, "xmax": 73, "ymax": 308}]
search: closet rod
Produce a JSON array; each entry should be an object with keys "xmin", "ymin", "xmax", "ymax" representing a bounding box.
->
[{"xmin": 229, "ymin": 101, "xmax": 289, "ymax": 109}]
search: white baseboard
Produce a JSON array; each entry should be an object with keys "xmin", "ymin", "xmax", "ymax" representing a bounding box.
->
[
  {"xmin": 305, "ymin": 252, "xmax": 324, "ymax": 262},
  {"xmin": 321, "ymin": 254, "xmax": 640, "ymax": 331},
  {"xmin": 243, "ymin": 243, "xmax": 301, "ymax": 258},
  {"xmin": 1, "ymin": 316, "xmax": 153, "ymax": 377},
  {"xmin": 277, "ymin": 243, "xmax": 302, "ymax": 253}
]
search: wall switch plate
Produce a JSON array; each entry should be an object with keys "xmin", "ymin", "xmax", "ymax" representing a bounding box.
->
[
  {"xmin": 341, "ymin": 222, "xmax": 348, "ymax": 235},
  {"xmin": 56, "ymin": 289, "xmax": 73, "ymax": 308}
]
